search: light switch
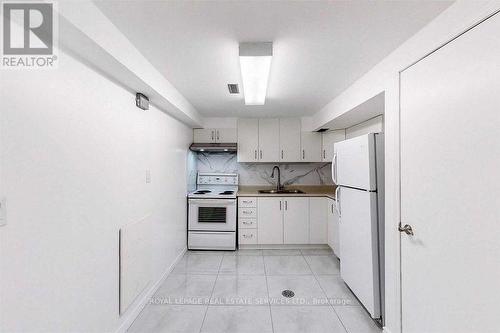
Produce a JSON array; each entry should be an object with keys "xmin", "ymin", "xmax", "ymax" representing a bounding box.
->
[{"xmin": 0, "ymin": 197, "xmax": 6, "ymax": 226}]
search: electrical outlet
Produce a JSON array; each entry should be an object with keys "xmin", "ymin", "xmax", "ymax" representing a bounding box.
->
[{"xmin": 145, "ymin": 170, "xmax": 151, "ymax": 184}]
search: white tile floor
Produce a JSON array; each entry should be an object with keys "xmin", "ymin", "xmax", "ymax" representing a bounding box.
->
[{"xmin": 128, "ymin": 249, "xmax": 382, "ymax": 333}]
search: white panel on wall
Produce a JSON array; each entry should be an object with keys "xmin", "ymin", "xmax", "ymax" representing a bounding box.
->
[
  {"xmin": 119, "ymin": 218, "xmax": 152, "ymax": 314},
  {"xmin": 345, "ymin": 115, "xmax": 384, "ymax": 139}
]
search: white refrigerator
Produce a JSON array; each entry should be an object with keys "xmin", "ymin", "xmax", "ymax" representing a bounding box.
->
[{"xmin": 333, "ymin": 133, "xmax": 384, "ymax": 321}]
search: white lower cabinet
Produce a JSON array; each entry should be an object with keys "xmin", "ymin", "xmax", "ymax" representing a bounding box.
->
[
  {"xmin": 327, "ymin": 198, "xmax": 340, "ymax": 257},
  {"xmin": 239, "ymin": 229, "xmax": 258, "ymax": 244},
  {"xmin": 283, "ymin": 197, "xmax": 309, "ymax": 244},
  {"xmin": 238, "ymin": 197, "xmax": 258, "ymax": 244},
  {"xmin": 257, "ymin": 197, "xmax": 283, "ymax": 244},
  {"xmin": 309, "ymin": 197, "xmax": 328, "ymax": 244},
  {"xmin": 239, "ymin": 196, "xmax": 331, "ymax": 246}
]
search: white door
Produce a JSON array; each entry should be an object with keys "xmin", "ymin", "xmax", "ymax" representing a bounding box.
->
[
  {"xmin": 215, "ymin": 128, "xmax": 237, "ymax": 143},
  {"xmin": 258, "ymin": 118, "xmax": 279, "ymax": 162},
  {"xmin": 279, "ymin": 118, "xmax": 301, "ymax": 162},
  {"xmin": 327, "ymin": 198, "xmax": 340, "ymax": 257},
  {"xmin": 309, "ymin": 197, "xmax": 327, "ymax": 244},
  {"xmin": 400, "ymin": 13, "xmax": 500, "ymax": 333},
  {"xmin": 301, "ymin": 132, "xmax": 322, "ymax": 162},
  {"xmin": 322, "ymin": 130, "xmax": 345, "ymax": 162},
  {"xmin": 193, "ymin": 128, "xmax": 215, "ymax": 143},
  {"xmin": 334, "ymin": 134, "xmax": 376, "ymax": 190},
  {"xmin": 257, "ymin": 197, "xmax": 283, "ymax": 244},
  {"xmin": 237, "ymin": 119, "xmax": 259, "ymax": 162},
  {"xmin": 283, "ymin": 197, "xmax": 309, "ymax": 244},
  {"xmin": 339, "ymin": 187, "xmax": 380, "ymax": 318}
]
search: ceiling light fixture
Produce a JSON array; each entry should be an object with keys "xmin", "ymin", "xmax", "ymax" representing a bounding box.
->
[{"xmin": 239, "ymin": 42, "xmax": 273, "ymax": 106}]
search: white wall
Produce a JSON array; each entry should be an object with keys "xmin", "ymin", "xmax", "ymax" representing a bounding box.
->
[
  {"xmin": 345, "ymin": 115, "xmax": 384, "ymax": 139},
  {"xmin": 310, "ymin": 2, "xmax": 500, "ymax": 332},
  {"xmin": 201, "ymin": 117, "xmax": 238, "ymax": 129},
  {"xmin": 0, "ymin": 49, "xmax": 191, "ymax": 332}
]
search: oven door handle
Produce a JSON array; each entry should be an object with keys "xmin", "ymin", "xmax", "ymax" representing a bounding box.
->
[{"xmin": 189, "ymin": 199, "xmax": 236, "ymax": 205}]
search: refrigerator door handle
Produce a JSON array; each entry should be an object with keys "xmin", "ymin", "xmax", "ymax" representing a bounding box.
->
[
  {"xmin": 332, "ymin": 153, "xmax": 338, "ymax": 184},
  {"xmin": 335, "ymin": 187, "xmax": 341, "ymax": 217}
]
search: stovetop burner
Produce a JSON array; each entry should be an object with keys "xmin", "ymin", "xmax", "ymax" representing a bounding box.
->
[
  {"xmin": 219, "ymin": 191, "xmax": 234, "ymax": 195},
  {"xmin": 194, "ymin": 190, "xmax": 212, "ymax": 194}
]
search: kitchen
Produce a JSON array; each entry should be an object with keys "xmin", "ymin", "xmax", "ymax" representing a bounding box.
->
[{"xmin": 1, "ymin": 1, "xmax": 499, "ymax": 333}]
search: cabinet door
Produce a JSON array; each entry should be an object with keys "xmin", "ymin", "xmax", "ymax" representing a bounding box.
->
[
  {"xmin": 279, "ymin": 118, "xmax": 301, "ymax": 162},
  {"xmin": 257, "ymin": 197, "xmax": 283, "ymax": 244},
  {"xmin": 327, "ymin": 198, "xmax": 340, "ymax": 257},
  {"xmin": 237, "ymin": 119, "xmax": 259, "ymax": 162},
  {"xmin": 216, "ymin": 128, "xmax": 237, "ymax": 143},
  {"xmin": 258, "ymin": 118, "xmax": 280, "ymax": 162},
  {"xmin": 301, "ymin": 132, "xmax": 322, "ymax": 162},
  {"xmin": 193, "ymin": 128, "xmax": 215, "ymax": 143},
  {"xmin": 322, "ymin": 130, "xmax": 345, "ymax": 162},
  {"xmin": 283, "ymin": 197, "xmax": 309, "ymax": 244},
  {"xmin": 309, "ymin": 197, "xmax": 328, "ymax": 244}
]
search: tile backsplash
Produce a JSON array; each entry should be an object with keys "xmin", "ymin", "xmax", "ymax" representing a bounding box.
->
[{"xmin": 196, "ymin": 153, "xmax": 333, "ymax": 186}]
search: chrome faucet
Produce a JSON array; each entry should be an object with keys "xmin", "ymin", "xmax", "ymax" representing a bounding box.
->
[{"xmin": 271, "ymin": 165, "xmax": 283, "ymax": 192}]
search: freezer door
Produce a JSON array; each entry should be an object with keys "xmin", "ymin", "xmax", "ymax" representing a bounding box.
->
[
  {"xmin": 333, "ymin": 134, "xmax": 377, "ymax": 191},
  {"xmin": 339, "ymin": 187, "xmax": 381, "ymax": 318}
]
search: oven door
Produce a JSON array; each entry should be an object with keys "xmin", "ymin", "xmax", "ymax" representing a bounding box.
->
[{"xmin": 188, "ymin": 198, "xmax": 236, "ymax": 231}]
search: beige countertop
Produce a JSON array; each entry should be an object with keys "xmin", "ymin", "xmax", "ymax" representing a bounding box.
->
[{"xmin": 238, "ymin": 185, "xmax": 336, "ymax": 200}]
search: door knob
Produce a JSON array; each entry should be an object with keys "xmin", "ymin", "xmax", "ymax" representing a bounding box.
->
[{"xmin": 398, "ymin": 224, "xmax": 414, "ymax": 236}]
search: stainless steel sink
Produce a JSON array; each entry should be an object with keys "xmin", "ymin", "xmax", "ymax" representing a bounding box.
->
[{"xmin": 258, "ymin": 189, "xmax": 306, "ymax": 194}]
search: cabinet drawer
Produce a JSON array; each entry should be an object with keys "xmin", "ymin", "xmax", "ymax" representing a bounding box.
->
[
  {"xmin": 238, "ymin": 197, "xmax": 257, "ymax": 208},
  {"xmin": 239, "ymin": 207, "xmax": 257, "ymax": 218},
  {"xmin": 239, "ymin": 219, "xmax": 257, "ymax": 229},
  {"xmin": 239, "ymin": 229, "xmax": 257, "ymax": 244}
]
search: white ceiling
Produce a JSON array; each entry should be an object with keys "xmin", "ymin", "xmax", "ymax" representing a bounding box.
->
[{"xmin": 95, "ymin": 1, "xmax": 452, "ymax": 118}]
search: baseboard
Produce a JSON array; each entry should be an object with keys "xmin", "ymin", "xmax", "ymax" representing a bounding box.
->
[
  {"xmin": 114, "ymin": 247, "xmax": 187, "ymax": 333},
  {"xmin": 239, "ymin": 244, "xmax": 331, "ymax": 250}
]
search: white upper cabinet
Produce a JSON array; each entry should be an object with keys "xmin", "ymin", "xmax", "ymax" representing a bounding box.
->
[
  {"xmin": 193, "ymin": 128, "xmax": 216, "ymax": 143},
  {"xmin": 216, "ymin": 128, "xmax": 237, "ymax": 143},
  {"xmin": 301, "ymin": 132, "xmax": 322, "ymax": 162},
  {"xmin": 194, "ymin": 128, "xmax": 237, "ymax": 143},
  {"xmin": 258, "ymin": 118, "xmax": 280, "ymax": 162},
  {"xmin": 322, "ymin": 130, "xmax": 346, "ymax": 162},
  {"xmin": 283, "ymin": 197, "xmax": 309, "ymax": 244},
  {"xmin": 279, "ymin": 118, "xmax": 301, "ymax": 162},
  {"xmin": 309, "ymin": 197, "xmax": 328, "ymax": 244},
  {"xmin": 237, "ymin": 117, "xmax": 325, "ymax": 162},
  {"xmin": 237, "ymin": 119, "xmax": 259, "ymax": 162}
]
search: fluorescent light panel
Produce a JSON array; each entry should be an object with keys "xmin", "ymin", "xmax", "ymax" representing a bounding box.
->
[{"xmin": 239, "ymin": 42, "xmax": 273, "ymax": 105}]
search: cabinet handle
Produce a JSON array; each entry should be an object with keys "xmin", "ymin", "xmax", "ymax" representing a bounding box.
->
[
  {"xmin": 216, "ymin": 130, "xmax": 220, "ymax": 141},
  {"xmin": 211, "ymin": 130, "xmax": 214, "ymax": 141},
  {"xmin": 260, "ymin": 150, "xmax": 263, "ymax": 159},
  {"xmin": 302, "ymin": 150, "xmax": 305, "ymax": 160},
  {"xmin": 331, "ymin": 204, "xmax": 334, "ymax": 214},
  {"xmin": 285, "ymin": 200, "xmax": 288, "ymax": 210},
  {"xmin": 254, "ymin": 150, "xmax": 257, "ymax": 160},
  {"xmin": 243, "ymin": 221, "xmax": 252, "ymax": 225},
  {"xmin": 243, "ymin": 234, "xmax": 253, "ymax": 239},
  {"xmin": 323, "ymin": 150, "xmax": 326, "ymax": 159},
  {"xmin": 279, "ymin": 201, "xmax": 282, "ymax": 210},
  {"xmin": 281, "ymin": 150, "xmax": 284, "ymax": 159}
]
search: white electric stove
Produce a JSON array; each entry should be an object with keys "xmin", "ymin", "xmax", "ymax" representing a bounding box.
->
[{"xmin": 187, "ymin": 173, "xmax": 238, "ymax": 250}]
